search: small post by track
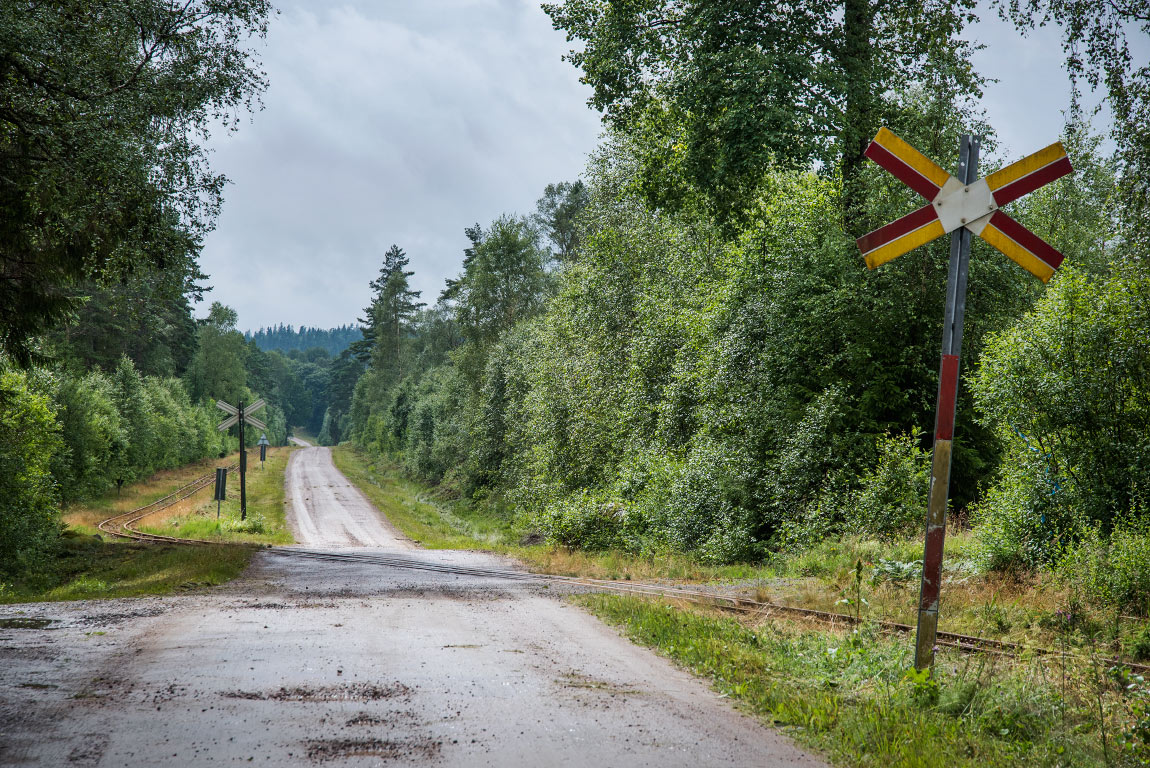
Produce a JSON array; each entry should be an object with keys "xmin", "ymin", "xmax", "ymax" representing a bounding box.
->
[{"xmin": 213, "ymin": 467, "xmax": 227, "ymax": 519}]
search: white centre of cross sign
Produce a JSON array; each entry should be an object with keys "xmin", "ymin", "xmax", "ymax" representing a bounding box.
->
[{"xmin": 932, "ymin": 176, "xmax": 997, "ymax": 235}]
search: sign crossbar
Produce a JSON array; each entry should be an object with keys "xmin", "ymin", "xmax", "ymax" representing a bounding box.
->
[{"xmin": 857, "ymin": 129, "xmax": 1072, "ymax": 283}]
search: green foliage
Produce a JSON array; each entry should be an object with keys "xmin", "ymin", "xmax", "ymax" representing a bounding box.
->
[
  {"xmin": 442, "ymin": 216, "xmax": 549, "ymax": 379},
  {"xmin": 356, "ymin": 244, "xmax": 425, "ymax": 374},
  {"xmin": 50, "ymin": 360, "xmax": 228, "ymax": 500},
  {"xmin": 335, "ymin": 29, "xmax": 1129, "ymax": 575},
  {"xmin": 1129, "ymin": 627, "xmax": 1150, "ymax": 663},
  {"xmin": 49, "ymin": 275, "xmax": 204, "ymax": 377},
  {"xmin": 1114, "ymin": 669, "xmax": 1150, "ymax": 763},
  {"xmin": 533, "ymin": 180, "xmax": 589, "ymax": 263},
  {"xmin": 185, "ymin": 303, "xmax": 249, "ymax": 405},
  {"xmin": 537, "ymin": 490, "xmax": 630, "ymax": 551},
  {"xmin": 542, "ymin": 0, "xmax": 984, "ymax": 225},
  {"xmin": 0, "ymin": 0, "xmax": 271, "ymax": 364},
  {"xmin": 1057, "ymin": 525, "xmax": 1150, "ymax": 622},
  {"xmin": 584, "ymin": 594, "xmax": 1115, "ymax": 766},
  {"xmin": 971, "ymin": 263, "xmax": 1150, "ymax": 561},
  {"xmin": 346, "ymin": 146, "xmax": 1036, "ymax": 565},
  {"xmin": 1006, "ymin": 0, "xmax": 1150, "ymax": 249},
  {"xmin": 247, "ymin": 324, "xmax": 362, "ymax": 357},
  {"xmin": 848, "ymin": 429, "xmax": 932, "ymax": 541},
  {"xmin": 0, "ymin": 369, "xmax": 63, "ymax": 575}
]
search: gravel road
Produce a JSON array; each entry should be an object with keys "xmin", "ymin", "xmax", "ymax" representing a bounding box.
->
[{"xmin": 0, "ymin": 444, "xmax": 825, "ymax": 767}]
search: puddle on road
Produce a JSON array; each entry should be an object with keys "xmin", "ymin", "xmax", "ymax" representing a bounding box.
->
[{"xmin": 0, "ymin": 617, "xmax": 56, "ymax": 630}]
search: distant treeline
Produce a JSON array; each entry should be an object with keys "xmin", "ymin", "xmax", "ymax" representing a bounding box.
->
[{"xmin": 246, "ymin": 325, "xmax": 362, "ymax": 356}]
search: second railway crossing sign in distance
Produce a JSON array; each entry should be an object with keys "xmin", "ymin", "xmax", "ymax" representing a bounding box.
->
[
  {"xmin": 216, "ymin": 398, "xmax": 267, "ymax": 520},
  {"xmin": 856, "ymin": 128, "xmax": 1072, "ymax": 671}
]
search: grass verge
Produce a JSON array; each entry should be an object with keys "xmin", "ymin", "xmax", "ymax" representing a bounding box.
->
[
  {"xmin": 135, "ymin": 446, "xmax": 295, "ymax": 545},
  {"xmin": 3, "ymin": 448, "xmax": 295, "ymax": 604},
  {"xmin": 0, "ymin": 542, "xmax": 253, "ymax": 604},
  {"xmin": 581, "ymin": 594, "xmax": 1146, "ymax": 768},
  {"xmin": 328, "ymin": 445, "xmax": 1102, "ymax": 649},
  {"xmin": 332, "ymin": 445, "xmax": 510, "ymax": 548}
]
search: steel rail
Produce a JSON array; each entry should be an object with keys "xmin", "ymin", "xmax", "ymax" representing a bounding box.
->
[
  {"xmin": 267, "ymin": 547, "xmax": 1150, "ymax": 673},
  {"xmin": 97, "ymin": 463, "xmax": 239, "ymax": 542},
  {"xmin": 99, "ymin": 490, "xmax": 1150, "ymax": 675}
]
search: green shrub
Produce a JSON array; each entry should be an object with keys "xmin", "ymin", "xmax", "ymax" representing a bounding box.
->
[
  {"xmin": 223, "ymin": 513, "xmax": 267, "ymax": 535},
  {"xmin": 971, "ymin": 450, "xmax": 1087, "ymax": 572},
  {"xmin": 0, "ymin": 369, "xmax": 63, "ymax": 575},
  {"xmin": 971, "ymin": 265, "xmax": 1150, "ymax": 557},
  {"xmin": 657, "ymin": 439, "xmax": 759, "ymax": 563},
  {"xmin": 1127, "ymin": 625, "xmax": 1150, "ymax": 662},
  {"xmin": 846, "ymin": 429, "xmax": 930, "ymax": 541},
  {"xmin": 1057, "ymin": 524, "xmax": 1150, "ymax": 637},
  {"xmin": 537, "ymin": 491, "xmax": 629, "ymax": 551}
]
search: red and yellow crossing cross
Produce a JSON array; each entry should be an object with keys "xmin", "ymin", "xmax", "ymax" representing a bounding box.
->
[{"xmin": 857, "ymin": 127, "xmax": 1072, "ymax": 282}]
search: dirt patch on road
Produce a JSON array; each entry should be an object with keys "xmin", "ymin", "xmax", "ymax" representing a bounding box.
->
[
  {"xmin": 304, "ymin": 736, "xmax": 441, "ymax": 763},
  {"xmin": 343, "ymin": 710, "xmax": 418, "ymax": 727},
  {"xmin": 556, "ymin": 670, "xmax": 642, "ymax": 695},
  {"xmin": 221, "ymin": 682, "xmax": 413, "ymax": 703}
]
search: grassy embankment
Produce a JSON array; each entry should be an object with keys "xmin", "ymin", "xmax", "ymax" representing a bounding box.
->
[
  {"xmin": 2, "ymin": 446, "xmax": 295, "ymax": 604},
  {"xmin": 333, "ymin": 444, "xmax": 1150, "ymax": 767}
]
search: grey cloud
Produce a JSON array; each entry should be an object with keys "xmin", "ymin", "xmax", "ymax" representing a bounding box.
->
[{"xmin": 201, "ymin": 0, "xmax": 601, "ymax": 330}]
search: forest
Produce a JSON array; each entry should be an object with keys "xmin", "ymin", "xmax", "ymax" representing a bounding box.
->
[
  {"xmin": 319, "ymin": 0, "xmax": 1150, "ymax": 589},
  {"xmin": 0, "ymin": 0, "xmax": 302, "ymax": 572},
  {"xmin": 2, "ymin": 0, "xmax": 1148, "ymax": 597},
  {"xmin": 246, "ymin": 325, "xmax": 363, "ymax": 357}
]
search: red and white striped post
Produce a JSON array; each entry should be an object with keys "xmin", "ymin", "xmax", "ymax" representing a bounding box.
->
[{"xmin": 914, "ymin": 135, "xmax": 977, "ymax": 670}]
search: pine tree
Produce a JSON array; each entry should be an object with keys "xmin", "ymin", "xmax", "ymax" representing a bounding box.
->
[{"xmin": 353, "ymin": 245, "xmax": 425, "ymax": 374}]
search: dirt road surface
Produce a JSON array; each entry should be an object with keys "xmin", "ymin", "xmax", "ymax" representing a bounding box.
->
[
  {"xmin": 285, "ymin": 444, "xmax": 413, "ymax": 549},
  {"xmin": 0, "ymin": 445, "xmax": 825, "ymax": 767}
]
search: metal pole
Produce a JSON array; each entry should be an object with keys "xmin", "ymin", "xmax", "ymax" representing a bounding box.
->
[
  {"xmin": 914, "ymin": 134, "xmax": 979, "ymax": 670},
  {"xmin": 239, "ymin": 400, "xmax": 247, "ymax": 521}
]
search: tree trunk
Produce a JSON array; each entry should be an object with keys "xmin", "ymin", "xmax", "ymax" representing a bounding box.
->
[{"xmin": 840, "ymin": 0, "xmax": 878, "ymax": 238}]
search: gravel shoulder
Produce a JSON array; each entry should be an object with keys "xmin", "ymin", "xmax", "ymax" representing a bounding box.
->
[{"xmin": 0, "ymin": 446, "xmax": 825, "ymax": 767}]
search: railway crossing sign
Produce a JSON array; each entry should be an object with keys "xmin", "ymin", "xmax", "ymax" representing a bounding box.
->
[
  {"xmin": 216, "ymin": 399, "xmax": 267, "ymax": 520},
  {"xmin": 216, "ymin": 398, "xmax": 266, "ymax": 433},
  {"xmin": 857, "ymin": 129, "xmax": 1072, "ymax": 671},
  {"xmin": 858, "ymin": 128, "xmax": 1071, "ymax": 281}
]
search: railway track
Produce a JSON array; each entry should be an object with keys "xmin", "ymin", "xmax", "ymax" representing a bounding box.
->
[
  {"xmin": 97, "ymin": 463, "xmax": 238, "ymax": 543},
  {"xmin": 98, "ymin": 469, "xmax": 1150, "ymax": 674}
]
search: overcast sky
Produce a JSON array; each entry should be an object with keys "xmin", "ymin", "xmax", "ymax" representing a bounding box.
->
[{"xmin": 198, "ymin": 0, "xmax": 1144, "ymax": 332}]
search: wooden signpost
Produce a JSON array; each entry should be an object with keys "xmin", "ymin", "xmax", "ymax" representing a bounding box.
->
[
  {"xmin": 216, "ymin": 398, "xmax": 267, "ymax": 520},
  {"xmin": 856, "ymin": 128, "xmax": 1072, "ymax": 670}
]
